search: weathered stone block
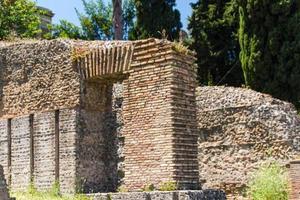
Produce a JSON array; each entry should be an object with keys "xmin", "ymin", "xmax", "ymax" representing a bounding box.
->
[{"xmin": 88, "ymin": 190, "xmax": 226, "ymax": 200}]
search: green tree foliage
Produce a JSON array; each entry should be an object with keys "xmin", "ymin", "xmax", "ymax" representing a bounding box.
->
[
  {"xmin": 48, "ymin": 20, "xmax": 84, "ymax": 39},
  {"xmin": 122, "ymin": 0, "xmax": 135, "ymax": 39},
  {"xmin": 238, "ymin": 0, "xmax": 300, "ymax": 107},
  {"xmin": 76, "ymin": 0, "xmax": 113, "ymax": 40},
  {"xmin": 131, "ymin": 0, "xmax": 182, "ymax": 40},
  {"xmin": 188, "ymin": 0, "xmax": 244, "ymax": 86},
  {"xmin": 51, "ymin": 0, "xmax": 135, "ymax": 40},
  {"xmin": 0, "ymin": 0, "xmax": 41, "ymax": 39}
]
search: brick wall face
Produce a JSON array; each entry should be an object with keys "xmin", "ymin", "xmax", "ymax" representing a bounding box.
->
[
  {"xmin": 59, "ymin": 109, "xmax": 78, "ymax": 193},
  {"xmin": 11, "ymin": 116, "xmax": 31, "ymax": 190},
  {"xmin": 0, "ymin": 109, "xmax": 78, "ymax": 193},
  {"xmin": 33, "ymin": 112, "xmax": 56, "ymax": 190},
  {"xmin": 170, "ymin": 56, "xmax": 199, "ymax": 189},
  {"xmin": 123, "ymin": 63, "xmax": 175, "ymax": 190},
  {"xmin": 121, "ymin": 40, "xmax": 199, "ymax": 190},
  {"xmin": 289, "ymin": 161, "xmax": 300, "ymax": 200}
]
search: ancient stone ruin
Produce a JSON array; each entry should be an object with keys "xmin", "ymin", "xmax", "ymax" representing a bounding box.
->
[
  {"xmin": 197, "ymin": 86, "xmax": 300, "ymax": 197},
  {"xmin": 0, "ymin": 39, "xmax": 299, "ymax": 199},
  {"xmin": 0, "ymin": 39, "xmax": 200, "ymax": 194}
]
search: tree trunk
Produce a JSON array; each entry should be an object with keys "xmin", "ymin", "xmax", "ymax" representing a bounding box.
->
[{"xmin": 112, "ymin": 0, "xmax": 123, "ymax": 40}]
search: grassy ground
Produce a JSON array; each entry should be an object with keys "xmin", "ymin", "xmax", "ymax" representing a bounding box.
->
[
  {"xmin": 10, "ymin": 183, "xmax": 91, "ymax": 200},
  {"xmin": 10, "ymin": 192, "xmax": 90, "ymax": 200}
]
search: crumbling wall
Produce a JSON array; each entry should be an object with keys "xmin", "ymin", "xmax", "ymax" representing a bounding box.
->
[
  {"xmin": 0, "ymin": 40, "xmax": 80, "ymax": 118},
  {"xmin": 112, "ymin": 83, "xmax": 125, "ymax": 188},
  {"xmin": 77, "ymin": 81, "xmax": 114, "ymax": 193},
  {"xmin": 76, "ymin": 79, "xmax": 125, "ymax": 193},
  {"xmin": 196, "ymin": 86, "xmax": 300, "ymax": 196}
]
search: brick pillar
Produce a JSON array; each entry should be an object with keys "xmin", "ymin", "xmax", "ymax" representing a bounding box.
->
[
  {"xmin": 289, "ymin": 160, "xmax": 300, "ymax": 200},
  {"xmin": 170, "ymin": 52, "xmax": 199, "ymax": 189},
  {"xmin": 122, "ymin": 39, "xmax": 199, "ymax": 191}
]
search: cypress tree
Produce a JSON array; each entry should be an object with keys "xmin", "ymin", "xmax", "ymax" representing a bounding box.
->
[
  {"xmin": 188, "ymin": 0, "xmax": 244, "ymax": 86},
  {"xmin": 131, "ymin": 0, "xmax": 182, "ymax": 40},
  {"xmin": 238, "ymin": 0, "xmax": 300, "ymax": 108}
]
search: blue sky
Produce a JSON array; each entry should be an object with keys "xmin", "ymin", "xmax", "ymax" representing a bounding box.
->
[{"xmin": 36, "ymin": 0, "xmax": 197, "ymax": 31}]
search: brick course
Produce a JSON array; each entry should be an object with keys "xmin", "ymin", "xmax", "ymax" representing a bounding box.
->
[
  {"xmin": 11, "ymin": 116, "xmax": 31, "ymax": 190},
  {"xmin": 33, "ymin": 112, "xmax": 56, "ymax": 190},
  {"xmin": 289, "ymin": 160, "xmax": 300, "ymax": 200}
]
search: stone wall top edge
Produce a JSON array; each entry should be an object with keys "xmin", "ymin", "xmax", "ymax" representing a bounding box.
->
[
  {"xmin": 130, "ymin": 52, "xmax": 196, "ymax": 69},
  {"xmin": 0, "ymin": 39, "xmax": 73, "ymax": 50},
  {"xmin": 0, "ymin": 38, "xmax": 195, "ymax": 58},
  {"xmin": 196, "ymin": 86, "xmax": 297, "ymax": 110},
  {"xmin": 0, "ymin": 38, "xmax": 157, "ymax": 49}
]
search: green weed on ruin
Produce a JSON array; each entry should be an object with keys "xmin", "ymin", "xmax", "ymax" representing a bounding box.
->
[
  {"xmin": 158, "ymin": 181, "xmax": 177, "ymax": 191},
  {"xmin": 10, "ymin": 181, "xmax": 91, "ymax": 200},
  {"xmin": 172, "ymin": 42, "xmax": 189, "ymax": 55},
  {"xmin": 247, "ymin": 162, "xmax": 288, "ymax": 200},
  {"xmin": 142, "ymin": 183, "xmax": 155, "ymax": 192}
]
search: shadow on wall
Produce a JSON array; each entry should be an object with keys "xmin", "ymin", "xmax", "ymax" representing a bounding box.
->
[{"xmin": 77, "ymin": 79, "xmax": 125, "ymax": 193}]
